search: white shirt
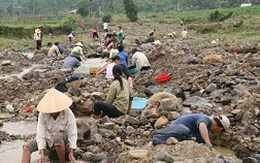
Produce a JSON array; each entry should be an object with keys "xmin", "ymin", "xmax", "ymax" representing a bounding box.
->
[
  {"xmin": 103, "ymin": 22, "xmax": 108, "ymax": 30},
  {"xmin": 132, "ymin": 52, "xmax": 151, "ymax": 71},
  {"xmin": 36, "ymin": 108, "xmax": 77, "ymax": 150},
  {"xmin": 71, "ymin": 46, "xmax": 83, "ymax": 56},
  {"xmin": 106, "ymin": 62, "xmax": 116, "ymax": 79}
]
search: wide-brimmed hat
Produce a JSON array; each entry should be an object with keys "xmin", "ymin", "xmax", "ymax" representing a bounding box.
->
[
  {"xmin": 75, "ymin": 42, "xmax": 84, "ymax": 47},
  {"xmin": 37, "ymin": 88, "xmax": 72, "ymax": 113},
  {"xmin": 35, "ymin": 29, "xmax": 41, "ymax": 34}
]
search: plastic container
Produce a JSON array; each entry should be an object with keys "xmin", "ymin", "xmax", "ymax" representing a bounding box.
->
[
  {"xmin": 155, "ymin": 73, "xmax": 170, "ymax": 83},
  {"xmin": 129, "ymin": 67, "xmax": 138, "ymax": 74},
  {"xmin": 131, "ymin": 97, "xmax": 148, "ymax": 109},
  {"xmin": 90, "ymin": 68, "xmax": 99, "ymax": 75}
]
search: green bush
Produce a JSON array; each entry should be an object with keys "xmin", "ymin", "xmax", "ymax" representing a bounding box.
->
[
  {"xmin": 123, "ymin": 0, "xmax": 138, "ymax": 22},
  {"xmin": 102, "ymin": 13, "xmax": 112, "ymax": 23},
  {"xmin": 209, "ymin": 10, "xmax": 233, "ymax": 22}
]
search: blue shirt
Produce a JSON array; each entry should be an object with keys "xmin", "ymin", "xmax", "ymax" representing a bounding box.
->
[
  {"xmin": 170, "ymin": 114, "xmax": 212, "ymax": 143},
  {"xmin": 117, "ymin": 51, "xmax": 128, "ymax": 67},
  {"xmin": 62, "ymin": 56, "xmax": 80, "ymax": 69}
]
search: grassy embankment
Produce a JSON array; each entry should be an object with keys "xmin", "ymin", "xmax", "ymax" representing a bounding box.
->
[{"xmin": 1, "ymin": 5, "xmax": 260, "ymax": 50}]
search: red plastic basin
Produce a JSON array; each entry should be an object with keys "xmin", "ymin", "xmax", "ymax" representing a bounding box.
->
[{"xmin": 156, "ymin": 73, "xmax": 170, "ymax": 83}]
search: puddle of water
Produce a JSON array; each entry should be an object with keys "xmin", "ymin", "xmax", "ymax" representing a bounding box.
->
[
  {"xmin": 1, "ymin": 121, "xmax": 37, "ymax": 136},
  {"xmin": 0, "ymin": 140, "xmax": 38, "ymax": 163},
  {"xmin": 214, "ymin": 146, "xmax": 236, "ymax": 158},
  {"xmin": 22, "ymin": 52, "xmax": 35, "ymax": 59},
  {"xmin": 74, "ymin": 58, "xmax": 107, "ymax": 74},
  {"xmin": 0, "ymin": 64, "xmax": 40, "ymax": 80},
  {"xmin": 0, "ymin": 113, "xmax": 15, "ymax": 120}
]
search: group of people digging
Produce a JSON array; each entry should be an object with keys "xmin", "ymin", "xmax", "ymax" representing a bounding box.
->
[{"xmin": 25, "ymin": 24, "xmax": 230, "ymax": 163}]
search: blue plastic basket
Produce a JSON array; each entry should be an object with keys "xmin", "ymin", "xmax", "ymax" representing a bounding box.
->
[{"xmin": 131, "ymin": 97, "xmax": 148, "ymax": 110}]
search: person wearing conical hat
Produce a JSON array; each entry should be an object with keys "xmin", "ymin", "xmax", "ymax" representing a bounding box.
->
[
  {"xmin": 62, "ymin": 42, "xmax": 85, "ymax": 69},
  {"xmin": 34, "ymin": 28, "xmax": 42, "ymax": 50},
  {"xmin": 22, "ymin": 88, "xmax": 77, "ymax": 163}
]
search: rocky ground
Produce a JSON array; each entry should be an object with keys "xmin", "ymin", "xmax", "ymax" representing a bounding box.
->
[{"xmin": 0, "ymin": 21, "xmax": 260, "ymax": 163}]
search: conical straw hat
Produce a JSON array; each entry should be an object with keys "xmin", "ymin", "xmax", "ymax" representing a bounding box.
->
[{"xmin": 37, "ymin": 88, "xmax": 72, "ymax": 113}]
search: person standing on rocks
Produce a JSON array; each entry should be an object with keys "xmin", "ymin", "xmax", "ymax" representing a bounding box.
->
[
  {"xmin": 22, "ymin": 88, "xmax": 77, "ymax": 163},
  {"xmin": 130, "ymin": 48, "xmax": 151, "ymax": 71},
  {"xmin": 93, "ymin": 65, "xmax": 130, "ymax": 119},
  {"xmin": 117, "ymin": 25, "xmax": 124, "ymax": 45},
  {"xmin": 116, "ymin": 44, "xmax": 133, "ymax": 88},
  {"xmin": 153, "ymin": 113, "xmax": 230, "ymax": 149},
  {"xmin": 34, "ymin": 29, "xmax": 42, "ymax": 50},
  {"xmin": 103, "ymin": 21, "xmax": 108, "ymax": 32}
]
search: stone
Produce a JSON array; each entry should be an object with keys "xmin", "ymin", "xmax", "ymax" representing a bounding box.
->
[
  {"xmin": 126, "ymin": 126, "xmax": 135, "ymax": 134},
  {"xmin": 231, "ymin": 109, "xmax": 242, "ymax": 115},
  {"xmin": 129, "ymin": 149, "xmax": 148, "ymax": 159},
  {"xmin": 86, "ymin": 145, "xmax": 101, "ymax": 153},
  {"xmin": 81, "ymin": 92, "xmax": 91, "ymax": 98},
  {"xmin": 92, "ymin": 153, "xmax": 107, "ymax": 162},
  {"xmin": 160, "ymin": 97, "xmax": 183, "ymax": 112},
  {"xmin": 72, "ymin": 96, "xmax": 81, "ymax": 104},
  {"xmin": 220, "ymin": 97, "xmax": 232, "ymax": 105},
  {"xmin": 246, "ymin": 125, "xmax": 259, "ymax": 135},
  {"xmin": 6, "ymin": 104, "xmax": 14, "ymax": 112},
  {"xmin": 204, "ymin": 83, "xmax": 217, "ymax": 94},
  {"xmin": 166, "ymin": 137, "xmax": 179, "ymax": 145},
  {"xmin": 146, "ymin": 108, "xmax": 159, "ymax": 118},
  {"xmin": 1, "ymin": 60, "xmax": 11, "ymax": 66},
  {"xmin": 167, "ymin": 111, "xmax": 180, "ymax": 121},
  {"xmin": 125, "ymin": 115, "xmax": 140, "ymax": 125},
  {"xmin": 140, "ymin": 114, "xmax": 149, "ymax": 125},
  {"xmin": 243, "ymin": 157, "xmax": 258, "ymax": 163},
  {"xmin": 103, "ymin": 122, "xmax": 114, "ymax": 129},
  {"xmin": 77, "ymin": 119, "xmax": 91, "ymax": 140},
  {"xmin": 94, "ymin": 134, "xmax": 103, "ymax": 143},
  {"xmin": 185, "ymin": 96, "xmax": 213, "ymax": 109},
  {"xmin": 74, "ymin": 99, "xmax": 93, "ymax": 116},
  {"xmin": 124, "ymin": 139, "xmax": 136, "ymax": 146},
  {"xmin": 100, "ymin": 116, "xmax": 111, "ymax": 124},
  {"xmin": 82, "ymin": 152, "xmax": 94, "ymax": 161},
  {"xmin": 156, "ymin": 152, "xmax": 175, "ymax": 163},
  {"xmin": 154, "ymin": 116, "xmax": 169, "ymax": 129},
  {"xmin": 91, "ymin": 92, "xmax": 104, "ymax": 98},
  {"xmin": 0, "ymin": 120, "xmax": 3, "ymax": 126},
  {"xmin": 98, "ymin": 128, "xmax": 116, "ymax": 138}
]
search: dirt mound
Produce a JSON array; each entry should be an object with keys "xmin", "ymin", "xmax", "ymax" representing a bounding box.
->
[{"xmin": 0, "ymin": 50, "xmax": 31, "ymax": 74}]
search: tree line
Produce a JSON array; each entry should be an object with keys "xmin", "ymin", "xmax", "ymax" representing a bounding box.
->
[{"xmin": 0, "ymin": 0, "xmax": 259, "ymax": 20}]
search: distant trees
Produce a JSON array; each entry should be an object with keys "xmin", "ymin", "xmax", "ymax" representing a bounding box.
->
[
  {"xmin": 77, "ymin": 0, "xmax": 90, "ymax": 17},
  {"xmin": 123, "ymin": 0, "xmax": 138, "ymax": 22},
  {"xmin": 0, "ymin": 0, "xmax": 257, "ymax": 19}
]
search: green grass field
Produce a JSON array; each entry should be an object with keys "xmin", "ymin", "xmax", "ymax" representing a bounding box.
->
[{"xmin": 1, "ymin": 5, "xmax": 260, "ymax": 49}]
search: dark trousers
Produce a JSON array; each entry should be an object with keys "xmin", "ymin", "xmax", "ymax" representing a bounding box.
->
[
  {"xmin": 94, "ymin": 101, "xmax": 123, "ymax": 118},
  {"xmin": 36, "ymin": 40, "xmax": 42, "ymax": 50},
  {"xmin": 92, "ymin": 32, "xmax": 99, "ymax": 39}
]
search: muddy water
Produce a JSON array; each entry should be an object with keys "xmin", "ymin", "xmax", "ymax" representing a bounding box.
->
[
  {"xmin": 0, "ymin": 64, "xmax": 39, "ymax": 80},
  {"xmin": 0, "ymin": 140, "xmax": 39, "ymax": 163},
  {"xmin": 1, "ymin": 121, "xmax": 37, "ymax": 135},
  {"xmin": 214, "ymin": 146, "xmax": 237, "ymax": 158}
]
